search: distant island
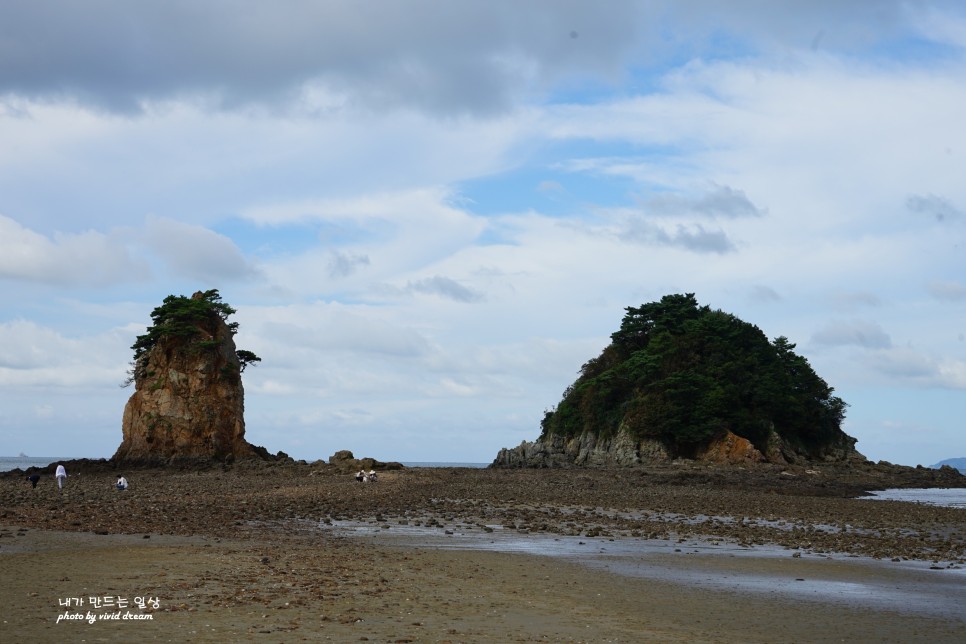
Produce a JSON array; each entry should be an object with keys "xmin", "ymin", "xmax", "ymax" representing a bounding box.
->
[{"xmin": 932, "ymin": 458, "xmax": 966, "ymax": 474}]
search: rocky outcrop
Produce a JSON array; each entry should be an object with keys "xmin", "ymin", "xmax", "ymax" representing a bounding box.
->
[
  {"xmin": 491, "ymin": 428, "xmax": 671, "ymax": 468},
  {"xmin": 508, "ymin": 295, "xmax": 867, "ymax": 470},
  {"xmin": 491, "ymin": 427, "xmax": 866, "ymax": 469},
  {"xmin": 327, "ymin": 450, "xmax": 405, "ymax": 473},
  {"xmin": 696, "ymin": 431, "xmax": 764, "ymax": 464},
  {"xmin": 113, "ymin": 292, "xmax": 265, "ymax": 465}
]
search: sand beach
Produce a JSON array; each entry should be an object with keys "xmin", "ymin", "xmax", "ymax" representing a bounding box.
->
[{"xmin": 1, "ymin": 461, "xmax": 964, "ymax": 642}]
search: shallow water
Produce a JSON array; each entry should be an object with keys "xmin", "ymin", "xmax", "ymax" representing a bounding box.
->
[
  {"xmin": 859, "ymin": 488, "xmax": 966, "ymax": 509},
  {"xmin": 321, "ymin": 520, "xmax": 966, "ymax": 621}
]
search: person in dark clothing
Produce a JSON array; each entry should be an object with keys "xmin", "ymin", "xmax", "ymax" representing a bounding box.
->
[{"xmin": 26, "ymin": 474, "xmax": 40, "ymax": 488}]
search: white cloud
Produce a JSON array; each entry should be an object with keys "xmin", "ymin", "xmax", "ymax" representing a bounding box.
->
[
  {"xmin": 937, "ymin": 358, "xmax": 966, "ymax": 389},
  {"xmin": 327, "ymin": 251, "xmax": 370, "ymax": 278},
  {"xmin": 0, "ymin": 101, "xmax": 527, "ymax": 235},
  {"xmin": 536, "ymin": 180, "xmax": 566, "ymax": 196},
  {"xmin": 232, "ymin": 303, "xmax": 441, "ymax": 397},
  {"xmin": 618, "ymin": 218, "xmax": 736, "ymax": 254},
  {"xmin": 928, "ymin": 281, "xmax": 966, "ymax": 301},
  {"xmin": 0, "ymin": 319, "xmax": 130, "ymax": 388},
  {"xmin": 0, "ymin": 214, "xmax": 147, "ymax": 286},
  {"xmin": 864, "ymin": 346, "xmax": 966, "ymax": 390},
  {"xmin": 638, "ymin": 183, "xmax": 764, "ymax": 219},
  {"xmin": 906, "ymin": 193, "xmax": 963, "ymax": 223},
  {"xmin": 828, "ymin": 292, "xmax": 883, "ymax": 311},
  {"xmin": 404, "ymin": 276, "xmax": 484, "ymax": 303},
  {"xmin": 0, "ymin": 319, "xmax": 61, "ymax": 370},
  {"xmin": 748, "ymin": 285, "xmax": 782, "ymax": 303},
  {"xmin": 812, "ymin": 320, "xmax": 893, "ymax": 349},
  {"xmin": 0, "ymin": 0, "xmax": 646, "ymax": 116},
  {"xmin": 143, "ymin": 215, "xmax": 258, "ymax": 282},
  {"xmin": 241, "ymin": 187, "xmax": 476, "ymax": 229},
  {"xmin": 545, "ymin": 56, "xmax": 966, "ymax": 212},
  {"xmin": 244, "ymin": 188, "xmax": 489, "ymax": 301},
  {"xmin": 909, "ymin": 3, "xmax": 966, "ymax": 48}
]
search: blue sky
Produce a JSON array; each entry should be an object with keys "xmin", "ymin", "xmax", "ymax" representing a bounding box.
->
[{"xmin": 1, "ymin": 1, "xmax": 964, "ymax": 466}]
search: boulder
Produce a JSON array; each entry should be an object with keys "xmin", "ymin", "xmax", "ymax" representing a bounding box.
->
[
  {"xmin": 696, "ymin": 431, "xmax": 764, "ymax": 465},
  {"xmin": 327, "ymin": 450, "xmax": 404, "ymax": 473}
]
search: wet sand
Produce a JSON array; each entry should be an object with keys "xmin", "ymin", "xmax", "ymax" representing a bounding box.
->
[
  {"xmin": 1, "ymin": 461, "xmax": 964, "ymax": 642},
  {"xmin": 331, "ymin": 519, "xmax": 966, "ymax": 620}
]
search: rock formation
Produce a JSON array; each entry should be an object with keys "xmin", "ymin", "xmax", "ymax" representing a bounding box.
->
[
  {"xmin": 327, "ymin": 450, "xmax": 404, "ymax": 473},
  {"xmin": 491, "ymin": 427, "xmax": 864, "ymax": 469},
  {"xmin": 113, "ymin": 291, "xmax": 266, "ymax": 465},
  {"xmin": 492, "ymin": 294, "xmax": 867, "ymax": 469}
]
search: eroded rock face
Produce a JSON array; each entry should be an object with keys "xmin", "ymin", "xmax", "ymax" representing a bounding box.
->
[
  {"xmin": 326, "ymin": 450, "xmax": 405, "ymax": 473},
  {"xmin": 491, "ymin": 427, "xmax": 865, "ymax": 469},
  {"xmin": 491, "ymin": 429, "xmax": 671, "ymax": 468},
  {"xmin": 113, "ymin": 295, "xmax": 259, "ymax": 464},
  {"xmin": 696, "ymin": 431, "xmax": 764, "ymax": 464}
]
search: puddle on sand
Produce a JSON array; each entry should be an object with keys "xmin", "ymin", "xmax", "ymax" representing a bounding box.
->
[{"xmin": 320, "ymin": 520, "xmax": 966, "ymax": 621}]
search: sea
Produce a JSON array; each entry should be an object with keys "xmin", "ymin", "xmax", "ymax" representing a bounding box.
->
[
  {"xmin": 0, "ymin": 456, "xmax": 75, "ymax": 473},
  {"xmin": 858, "ymin": 488, "xmax": 966, "ymax": 509}
]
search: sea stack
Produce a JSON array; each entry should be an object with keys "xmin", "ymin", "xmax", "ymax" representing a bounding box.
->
[{"xmin": 113, "ymin": 290, "xmax": 262, "ymax": 465}]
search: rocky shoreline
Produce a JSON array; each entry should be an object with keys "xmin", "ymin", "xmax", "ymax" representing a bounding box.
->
[
  {"xmin": 3, "ymin": 458, "xmax": 964, "ymax": 563},
  {"xmin": 490, "ymin": 427, "xmax": 863, "ymax": 468},
  {"xmin": 3, "ymin": 459, "xmax": 965, "ymax": 642}
]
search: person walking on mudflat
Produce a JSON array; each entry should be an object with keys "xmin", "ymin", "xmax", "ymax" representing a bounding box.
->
[{"xmin": 55, "ymin": 463, "xmax": 67, "ymax": 490}]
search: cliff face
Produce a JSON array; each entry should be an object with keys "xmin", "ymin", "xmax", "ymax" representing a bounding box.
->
[
  {"xmin": 113, "ymin": 292, "xmax": 260, "ymax": 464},
  {"xmin": 491, "ymin": 429, "xmax": 667, "ymax": 468},
  {"xmin": 491, "ymin": 427, "xmax": 865, "ymax": 469}
]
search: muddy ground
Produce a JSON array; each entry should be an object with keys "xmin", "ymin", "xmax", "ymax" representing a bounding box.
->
[{"xmin": 1, "ymin": 460, "xmax": 964, "ymax": 642}]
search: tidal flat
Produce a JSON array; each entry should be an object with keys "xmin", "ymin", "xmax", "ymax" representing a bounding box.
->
[{"xmin": 1, "ymin": 461, "xmax": 964, "ymax": 642}]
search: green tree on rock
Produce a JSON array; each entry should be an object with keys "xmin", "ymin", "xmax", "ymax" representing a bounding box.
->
[
  {"xmin": 124, "ymin": 289, "xmax": 261, "ymax": 386},
  {"xmin": 540, "ymin": 294, "xmax": 849, "ymax": 458}
]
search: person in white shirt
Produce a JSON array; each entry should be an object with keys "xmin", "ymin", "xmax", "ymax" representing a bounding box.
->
[
  {"xmin": 55, "ymin": 464, "xmax": 67, "ymax": 490},
  {"xmin": 116, "ymin": 476, "xmax": 129, "ymax": 491}
]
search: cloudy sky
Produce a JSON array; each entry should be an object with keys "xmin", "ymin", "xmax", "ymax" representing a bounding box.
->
[{"xmin": 1, "ymin": 1, "xmax": 964, "ymax": 466}]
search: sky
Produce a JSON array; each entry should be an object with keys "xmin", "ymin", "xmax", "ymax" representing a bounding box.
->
[{"xmin": 1, "ymin": 1, "xmax": 964, "ymax": 466}]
